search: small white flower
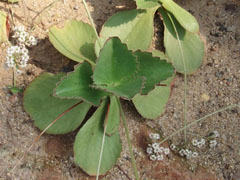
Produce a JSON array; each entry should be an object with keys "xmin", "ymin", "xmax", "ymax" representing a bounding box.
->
[
  {"xmin": 146, "ymin": 147, "xmax": 153, "ymax": 155},
  {"xmin": 209, "ymin": 140, "xmax": 217, "ymax": 148},
  {"xmin": 164, "ymin": 148, "xmax": 170, "ymax": 155},
  {"xmin": 157, "ymin": 154, "xmax": 164, "ymax": 161},
  {"xmin": 179, "ymin": 149, "xmax": 185, "ymax": 157},
  {"xmin": 192, "ymin": 139, "xmax": 198, "ymax": 146},
  {"xmin": 150, "ymin": 154, "xmax": 157, "ymax": 161},
  {"xmin": 170, "ymin": 144, "xmax": 176, "ymax": 150},
  {"xmin": 192, "ymin": 152, "xmax": 198, "ymax": 158},
  {"xmin": 153, "ymin": 133, "xmax": 160, "ymax": 140},
  {"xmin": 200, "ymin": 138, "xmax": 205, "ymax": 145},
  {"xmin": 152, "ymin": 143, "xmax": 159, "ymax": 150},
  {"xmin": 149, "ymin": 133, "xmax": 160, "ymax": 140},
  {"xmin": 154, "ymin": 147, "xmax": 162, "ymax": 154}
]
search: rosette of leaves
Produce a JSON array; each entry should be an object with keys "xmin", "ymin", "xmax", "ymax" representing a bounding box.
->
[
  {"xmin": 24, "ymin": 0, "xmax": 204, "ymax": 175},
  {"xmin": 24, "ymin": 18, "xmax": 174, "ymax": 175}
]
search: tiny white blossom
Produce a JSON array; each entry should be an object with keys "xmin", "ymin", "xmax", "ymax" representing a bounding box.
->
[
  {"xmin": 164, "ymin": 148, "xmax": 170, "ymax": 155},
  {"xmin": 146, "ymin": 147, "xmax": 153, "ymax": 155},
  {"xmin": 192, "ymin": 152, "xmax": 198, "ymax": 158},
  {"xmin": 154, "ymin": 147, "xmax": 162, "ymax": 154},
  {"xmin": 179, "ymin": 149, "xmax": 185, "ymax": 157},
  {"xmin": 157, "ymin": 154, "xmax": 164, "ymax": 161},
  {"xmin": 149, "ymin": 133, "xmax": 160, "ymax": 140},
  {"xmin": 150, "ymin": 154, "xmax": 157, "ymax": 161},
  {"xmin": 170, "ymin": 144, "xmax": 176, "ymax": 150},
  {"xmin": 152, "ymin": 142, "xmax": 159, "ymax": 150},
  {"xmin": 192, "ymin": 139, "xmax": 198, "ymax": 146},
  {"xmin": 209, "ymin": 140, "xmax": 217, "ymax": 148}
]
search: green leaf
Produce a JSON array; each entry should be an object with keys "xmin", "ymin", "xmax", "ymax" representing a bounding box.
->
[
  {"xmin": 0, "ymin": 11, "xmax": 8, "ymax": 43},
  {"xmin": 23, "ymin": 73, "xmax": 91, "ymax": 134},
  {"xmin": 49, "ymin": 20, "xmax": 97, "ymax": 64},
  {"xmin": 160, "ymin": 0, "xmax": 199, "ymax": 33},
  {"xmin": 105, "ymin": 95, "xmax": 120, "ymax": 136},
  {"xmin": 74, "ymin": 99, "xmax": 122, "ymax": 175},
  {"xmin": 54, "ymin": 62, "xmax": 107, "ymax": 106},
  {"xmin": 133, "ymin": 77, "xmax": 173, "ymax": 119},
  {"xmin": 95, "ymin": 8, "xmax": 157, "ymax": 56},
  {"xmin": 8, "ymin": 86, "xmax": 23, "ymax": 94},
  {"xmin": 7, "ymin": 0, "xmax": 19, "ymax": 3},
  {"xmin": 160, "ymin": 8, "xmax": 204, "ymax": 74},
  {"xmin": 93, "ymin": 37, "xmax": 144, "ymax": 99},
  {"xmin": 135, "ymin": 51, "xmax": 174, "ymax": 94},
  {"xmin": 134, "ymin": 0, "xmax": 160, "ymax": 9}
]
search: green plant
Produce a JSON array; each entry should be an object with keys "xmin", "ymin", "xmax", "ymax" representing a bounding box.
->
[{"xmin": 21, "ymin": 0, "xmax": 205, "ymax": 179}]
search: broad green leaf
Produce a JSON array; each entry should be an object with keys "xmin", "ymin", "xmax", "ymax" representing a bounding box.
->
[
  {"xmin": 95, "ymin": 8, "xmax": 157, "ymax": 56},
  {"xmin": 105, "ymin": 96, "xmax": 120, "ymax": 136},
  {"xmin": 160, "ymin": 8, "xmax": 204, "ymax": 74},
  {"xmin": 55, "ymin": 62, "xmax": 107, "ymax": 106},
  {"xmin": 135, "ymin": 51, "xmax": 174, "ymax": 94},
  {"xmin": 74, "ymin": 99, "xmax": 122, "ymax": 175},
  {"xmin": 134, "ymin": 0, "xmax": 160, "ymax": 9},
  {"xmin": 160, "ymin": 0, "xmax": 199, "ymax": 33},
  {"xmin": 93, "ymin": 37, "xmax": 143, "ymax": 99},
  {"xmin": 0, "ymin": 11, "xmax": 8, "ymax": 43},
  {"xmin": 133, "ymin": 77, "xmax": 173, "ymax": 119},
  {"xmin": 49, "ymin": 20, "xmax": 97, "ymax": 64},
  {"xmin": 23, "ymin": 73, "xmax": 91, "ymax": 134}
]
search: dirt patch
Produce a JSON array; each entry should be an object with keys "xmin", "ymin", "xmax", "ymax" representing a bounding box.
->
[{"xmin": 0, "ymin": 0, "xmax": 239, "ymax": 180}]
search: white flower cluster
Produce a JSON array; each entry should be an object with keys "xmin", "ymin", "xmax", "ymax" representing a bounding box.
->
[
  {"xmin": 209, "ymin": 140, "xmax": 217, "ymax": 148},
  {"xmin": 5, "ymin": 26, "xmax": 37, "ymax": 69},
  {"xmin": 6, "ymin": 46, "xmax": 29, "ymax": 68},
  {"xmin": 147, "ymin": 133, "xmax": 170, "ymax": 161},
  {"xmin": 192, "ymin": 138, "xmax": 206, "ymax": 148},
  {"xmin": 208, "ymin": 130, "xmax": 219, "ymax": 148},
  {"xmin": 179, "ymin": 148, "xmax": 198, "ymax": 159},
  {"xmin": 170, "ymin": 143, "xmax": 198, "ymax": 159},
  {"xmin": 12, "ymin": 26, "xmax": 37, "ymax": 47}
]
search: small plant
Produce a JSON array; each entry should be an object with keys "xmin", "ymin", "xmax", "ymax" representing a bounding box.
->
[
  {"xmin": 4, "ymin": 25, "xmax": 37, "ymax": 94},
  {"xmin": 21, "ymin": 0, "xmax": 205, "ymax": 178}
]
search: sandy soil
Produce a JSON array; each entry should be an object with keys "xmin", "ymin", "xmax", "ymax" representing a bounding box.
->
[{"xmin": 0, "ymin": 0, "xmax": 239, "ymax": 180}]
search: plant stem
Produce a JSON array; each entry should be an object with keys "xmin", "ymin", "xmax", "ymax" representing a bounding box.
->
[
  {"xmin": 166, "ymin": 11, "xmax": 188, "ymax": 143},
  {"xmin": 12, "ymin": 68, "xmax": 16, "ymax": 87},
  {"xmin": 158, "ymin": 104, "xmax": 240, "ymax": 146},
  {"xmin": 82, "ymin": 0, "xmax": 102, "ymax": 49},
  {"xmin": 117, "ymin": 99, "xmax": 140, "ymax": 180},
  {"xmin": 183, "ymin": 73, "xmax": 187, "ymax": 143},
  {"xmin": 96, "ymin": 104, "xmax": 110, "ymax": 180}
]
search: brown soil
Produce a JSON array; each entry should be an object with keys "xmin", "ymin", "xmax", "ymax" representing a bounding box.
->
[{"xmin": 0, "ymin": 0, "xmax": 239, "ymax": 180}]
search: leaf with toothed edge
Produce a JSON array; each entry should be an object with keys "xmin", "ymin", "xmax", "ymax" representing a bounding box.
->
[
  {"xmin": 134, "ymin": 51, "xmax": 174, "ymax": 95},
  {"xmin": 23, "ymin": 73, "xmax": 92, "ymax": 134},
  {"xmin": 74, "ymin": 99, "xmax": 122, "ymax": 175},
  {"xmin": 104, "ymin": 95, "xmax": 120, "ymax": 136},
  {"xmin": 133, "ymin": 76, "xmax": 174, "ymax": 119},
  {"xmin": 93, "ymin": 37, "xmax": 144, "ymax": 100},
  {"xmin": 159, "ymin": 8, "xmax": 204, "ymax": 74},
  {"xmin": 49, "ymin": 20, "xmax": 97, "ymax": 63},
  {"xmin": 54, "ymin": 62, "xmax": 108, "ymax": 106},
  {"xmin": 95, "ymin": 8, "xmax": 158, "ymax": 57}
]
